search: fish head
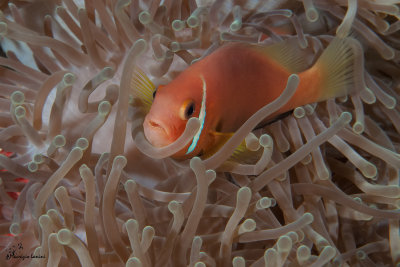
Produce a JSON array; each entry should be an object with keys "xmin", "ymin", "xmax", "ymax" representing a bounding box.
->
[{"xmin": 143, "ymin": 70, "xmax": 205, "ymax": 154}]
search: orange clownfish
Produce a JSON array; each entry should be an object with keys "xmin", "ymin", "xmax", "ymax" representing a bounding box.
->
[{"xmin": 134, "ymin": 37, "xmax": 358, "ymax": 159}]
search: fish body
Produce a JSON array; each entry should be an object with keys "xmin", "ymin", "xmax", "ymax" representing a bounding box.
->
[{"xmin": 142, "ymin": 38, "xmax": 357, "ymax": 159}]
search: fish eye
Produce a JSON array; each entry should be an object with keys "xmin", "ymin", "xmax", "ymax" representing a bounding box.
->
[{"xmin": 179, "ymin": 99, "xmax": 195, "ymax": 120}]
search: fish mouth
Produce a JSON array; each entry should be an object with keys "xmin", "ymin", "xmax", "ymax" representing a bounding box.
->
[{"xmin": 143, "ymin": 116, "xmax": 173, "ymax": 147}]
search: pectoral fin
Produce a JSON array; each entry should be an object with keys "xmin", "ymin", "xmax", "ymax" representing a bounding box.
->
[
  {"xmin": 206, "ymin": 131, "xmax": 261, "ymax": 162},
  {"xmin": 202, "ymin": 131, "xmax": 234, "ymax": 158}
]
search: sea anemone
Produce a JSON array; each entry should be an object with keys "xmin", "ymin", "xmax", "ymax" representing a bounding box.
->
[{"xmin": 0, "ymin": 0, "xmax": 399, "ymax": 266}]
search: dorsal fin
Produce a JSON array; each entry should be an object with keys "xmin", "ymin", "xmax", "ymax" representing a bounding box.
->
[
  {"xmin": 255, "ymin": 38, "xmax": 311, "ymax": 73},
  {"xmin": 310, "ymin": 37, "xmax": 361, "ymax": 100},
  {"xmin": 130, "ymin": 68, "xmax": 156, "ymax": 113}
]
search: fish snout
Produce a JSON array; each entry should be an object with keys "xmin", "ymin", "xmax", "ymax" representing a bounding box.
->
[{"xmin": 143, "ymin": 115, "xmax": 173, "ymax": 147}]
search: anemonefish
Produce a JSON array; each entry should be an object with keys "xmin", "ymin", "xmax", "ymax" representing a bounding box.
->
[{"xmin": 133, "ymin": 37, "xmax": 358, "ymax": 159}]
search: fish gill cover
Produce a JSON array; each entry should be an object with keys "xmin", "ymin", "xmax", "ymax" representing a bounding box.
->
[{"xmin": 0, "ymin": 0, "xmax": 399, "ymax": 266}]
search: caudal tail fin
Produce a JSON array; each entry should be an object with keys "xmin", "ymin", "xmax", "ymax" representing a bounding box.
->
[{"xmin": 312, "ymin": 37, "xmax": 364, "ymax": 101}]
